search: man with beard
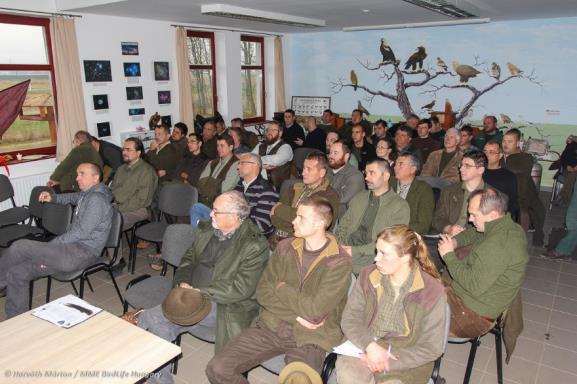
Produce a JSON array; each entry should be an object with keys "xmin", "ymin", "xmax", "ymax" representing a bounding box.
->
[
  {"xmin": 252, "ymin": 121, "xmax": 293, "ymax": 189},
  {"xmin": 327, "ymin": 140, "xmax": 365, "ymax": 218},
  {"xmin": 472, "ymin": 115, "xmax": 503, "ymax": 150}
]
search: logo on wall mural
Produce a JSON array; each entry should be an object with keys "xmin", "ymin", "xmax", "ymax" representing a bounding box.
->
[{"xmin": 331, "ymin": 38, "xmax": 542, "ymax": 126}]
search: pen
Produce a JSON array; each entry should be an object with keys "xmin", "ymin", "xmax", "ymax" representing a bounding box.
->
[{"xmin": 384, "ymin": 345, "xmax": 391, "ymax": 374}]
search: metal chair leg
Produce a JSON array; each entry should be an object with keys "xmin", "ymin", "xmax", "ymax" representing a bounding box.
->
[
  {"xmin": 463, "ymin": 337, "xmax": 481, "ymax": 384},
  {"xmin": 107, "ymin": 269, "xmax": 124, "ymax": 306},
  {"xmin": 70, "ymin": 281, "xmax": 79, "ymax": 296},
  {"xmin": 46, "ymin": 277, "xmax": 52, "ymax": 303},
  {"xmin": 493, "ymin": 327, "xmax": 504, "ymax": 384},
  {"xmin": 172, "ymin": 334, "xmax": 183, "ymax": 374},
  {"xmin": 78, "ymin": 278, "xmax": 85, "ymax": 298},
  {"xmin": 29, "ymin": 281, "xmax": 35, "ymax": 309},
  {"xmin": 85, "ymin": 276, "xmax": 94, "ymax": 293}
]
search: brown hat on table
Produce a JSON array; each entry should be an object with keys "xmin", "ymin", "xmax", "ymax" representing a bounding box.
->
[
  {"xmin": 161, "ymin": 287, "xmax": 211, "ymax": 326},
  {"xmin": 278, "ymin": 362, "xmax": 322, "ymax": 384}
]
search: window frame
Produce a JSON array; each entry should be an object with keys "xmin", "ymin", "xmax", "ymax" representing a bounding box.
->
[
  {"xmin": 241, "ymin": 35, "xmax": 265, "ymax": 124},
  {"xmin": 0, "ymin": 13, "xmax": 57, "ymax": 158},
  {"xmin": 186, "ymin": 30, "xmax": 218, "ymax": 117}
]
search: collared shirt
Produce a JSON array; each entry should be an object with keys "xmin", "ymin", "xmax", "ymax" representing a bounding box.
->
[
  {"xmin": 457, "ymin": 181, "xmax": 485, "ymax": 227},
  {"xmin": 242, "ymin": 176, "xmax": 258, "ymax": 193},
  {"xmin": 396, "ymin": 179, "xmax": 413, "ymax": 200}
]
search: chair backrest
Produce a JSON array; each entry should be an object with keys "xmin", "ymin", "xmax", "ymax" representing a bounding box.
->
[
  {"xmin": 105, "ymin": 208, "xmax": 123, "ymax": 248},
  {"xmin": 293, "ymin": 147, "xmax": 317, "ymax": 174},
  {"xmin": 28, "ymin": 186, "xmax": 52, "ymax": 219},
  {"xmin": 161, "ymin": 224, "xmax": 195, "ymax": 267},
  {"xmin": 0, "ymin": 175, "xmax": 15, "ymax": 204},
  {"xmin": 42, "ymin": 203, "xmax": 72, "ymax": 236},
  {"xmin": 279, "ymin": 178, "xmax": 300, "ymax": 197},
  {"xmin": 158, "ymin": 183, "xmax": 198, "ymax": 218}
]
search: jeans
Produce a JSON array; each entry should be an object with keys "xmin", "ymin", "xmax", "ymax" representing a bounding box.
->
[{"xmin": 189, "ymin": 203, "xmax": 212, "ymax": 228}]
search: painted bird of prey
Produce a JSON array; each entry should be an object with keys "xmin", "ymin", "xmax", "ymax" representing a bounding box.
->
[
  {"xmin": 350, "ymin": 70, "xmax": 358, "ymax": 91},
  {"xmin": 357, "ymin": 100, "xmax": 370, "ymax": 116},
  {"xmin": 437, "ymin": 57, "xmax": 448, "ymax": 72},
  {"xmin": 421, "ymin": 100, "xmax": 435, "ymax": 110},
  {"xmin": 379, "ymin": 38, "xmax": 397, "ymax": 64},
  {"xmin": 452, "ymin": 61, "xmax": 481, "ymax": 84},
  {"xmin": 500, "ymin": 113, "xmax": 512, "ymax": 124},
  {"xmin": 405, "ymin": 46, "xmax": 427, "ymax": 71},
  {"xmin": 506, "ymin": 62, "xmax": 523, "ymax": 76},
  {"xmin": 491, "ymin": 62, "xmax": 501, "ymax": 81}
]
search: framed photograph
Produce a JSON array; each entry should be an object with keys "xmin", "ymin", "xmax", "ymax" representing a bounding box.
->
[
  {"xmin": 291, "ymin": 96, "xmax": 331, "ymax": 117},
  {"xmin": 124, "ymin": 62, "xmax": 141, "ymax": 77},
  {"xmin": 129, "ymin": 108, "xmax": 145, "ymax": 116},
  {"xmin": 83, "ymin": 60, "xmax": 112, "ymax": 82},
  {"xmin": 96, "ymin": 122, "xmax": 111, "ymax": 137},
  {"xmin": 158, "ymin": 90, "xmax": 171, "ymax": 104},
  {"xmin": 126, "ymin": 86, "xmax": 143, "ymax": 101},
  {"xmin": 93, "ymin": 94, "xmax": 109, "ymax": 110},
  {"xmin": 154, "ymin": 61, "xmax": 170, "ymax": 81},
  {"xmin": 161, "ymin": 115, "xmax": 172, "ymax": 128},
  {"xmin": 121, "ymin": 42, "xmax": 139, "ymax": 55}
]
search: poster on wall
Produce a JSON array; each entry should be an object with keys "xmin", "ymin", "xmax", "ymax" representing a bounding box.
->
[
  {"xmin": 129, "ymin": 108, "xmax": 145, "ymax": 116},
  {"xmin": 291, "ymin": 96, "xmax": 331, "ymax": 117},
  {"xmin": 158, "ymin": 91, "xmax": 171, "ymax": 104},
  {"xmin": 83, "ymin": 61, "xmax": 112, "ymax": 82},
  {"xmin": 161, "ymin": 115, "xmax": 172, "ymax": 128},
  {"xmin": 126, "ymin": 86, "xmax": 143, "ymax": 100},
  {"xmin": 154, "ymin": 62, "xmax": 170, "ymax": 81},
  {"xmin": 97, "ymin": 122, "xmax": 111, "ymax": 137},
  {"xmin": 121, "ymin": 42, "xmax": 139, "ymax": 56},
  {"xmin": 93, "ymin": 94, "xmax": 109, "ymax": 110},
  {"xmin": 124, "ymin": 62, "xmax": 141, "ymax": 77}
]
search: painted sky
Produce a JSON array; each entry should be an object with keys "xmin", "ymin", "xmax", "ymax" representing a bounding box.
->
[{"xmin": 286, "ymin": 17, "xmax": 577, "ymax": 126}]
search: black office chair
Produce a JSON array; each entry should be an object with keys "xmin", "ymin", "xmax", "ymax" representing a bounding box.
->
[
  {"xmin": 293, "ymin": 147, "xmax": 318, "ymax": 177},
  {"xmin": 0, "ymin": 174, "xmax": 32, "ymax": 227}
]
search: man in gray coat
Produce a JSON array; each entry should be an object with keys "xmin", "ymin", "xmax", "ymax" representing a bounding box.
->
[
  {"xmin": 327, "ymin": 140, "xmax": 365, "ymax": 218},
  {"xmin": 0, "ymin": 163, "xmax": 114, "ymax": 318}
]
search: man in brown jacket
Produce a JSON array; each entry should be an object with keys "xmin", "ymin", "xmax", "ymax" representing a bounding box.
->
[
  {"xmin": 206, "ymin": 196, "xmax": 352, "ymax": 384},
  {"xmin": 421, "ymin": 128, "xmax": 463, "ymax": 189}
]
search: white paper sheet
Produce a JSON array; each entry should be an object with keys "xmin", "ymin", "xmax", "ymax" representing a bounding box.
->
[
  {"xmin": 332, "ymin": 340, "xmax": 364, "ymax": 358},
  {"xmin": 31, "ymin": 295, "xmax": 102, "ymax": 328}
]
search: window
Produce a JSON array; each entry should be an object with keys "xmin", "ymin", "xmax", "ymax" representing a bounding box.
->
[
  {"xmin": 187, "ymin": 31, "xmax": 217, "ymax": 117},
  {"xmin": 241, "ymin": 36, "xmax": 265, "ymax": 123},
  {"xmin": 0, "ymin": 14, "xmax": 56, "ymax": 157}
]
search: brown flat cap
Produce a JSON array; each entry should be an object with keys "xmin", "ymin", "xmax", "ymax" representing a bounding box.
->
[{"xmin": 161, "ymin": 287, "xmax": 211, "ymax": 326}]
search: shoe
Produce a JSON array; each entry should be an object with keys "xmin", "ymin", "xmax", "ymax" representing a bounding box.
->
[
  {"xmin": 540, "ymin": 249, "xmax": 570, "ymax": 261},
  {"xmin": 149, "ymin": 255, "xmax": 163, "ymax": 271},
  {"xmin": 136, "ymin": 240, "xmax": 151, "ymax": 249},
  {"xmin": 110, "ymin": 259, "xmax": 127, "ymax": 277},
  {"xmin": 0, "ymin": 287, "xmax": 6, "ymax": 298}
]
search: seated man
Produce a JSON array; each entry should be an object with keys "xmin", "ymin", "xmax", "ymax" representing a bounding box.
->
[
  {"xmin": 394, "ymin": 125, "xmax": 422, "ymax": 163},
  {"xmin": 429, "ymin": 115, "xmax": 445, "ymax": 143},
  {"xmin": 201, "ymin": 119, "xmax": 218, "ymax": 159},
  {"xmin": 175, "ymin": 133, "xmax": 208, "ymax": 187},
  {"xmin": 438, "ymin": 188, "xmax": 528, "ymax": 338},
  {"xmin": 482, "ymin": 140, "xmax": 519, "ymax": 216},
  {"xmin": 411, "ymin": 118, "xmax": 442, "ymax": 163},
  {"xmin": 270, "ymin": 151, "xmax": 339, "ymax": 248},
  {"xmin": 282, "ymin": 109, "xmax": 306, "ymax": 150},
  {"xmin": 48, "ymin": 130, "xmax": 103, "ymax": 192},
  {"xmin": 231, "ymin": 117, "xmax": 259, "ymax": 150},
  {"xmin": 341, "ymin": 108, "xmax": 373, "ymax": 143},
  {"xmin": 555, "ymin": 135, "xmax": 577, "ymax": 205},
  {"xmin": 350, "ymin": 124, "xmax": 376, "ymax": 172},
  {"xmin": 327, "ymin": 140, "xmax": 365, "ymax": 218},
  {"xmin": 542, "ymin": 177, "xmax": 577, "ymax": 260},
  {"xmin": 392, "ymin": 153, "xmax": 435, "ymax": 235},
  {"xmin": 370, "ymin": 119, "xmax": 389, "ymax": 148},
  {"xmin": 336, "ymin": 159, "xmax": 410, "ymax": 274},
  {"xmin": 459, "ymin": 125, "xmax": 478, "ymax": 153},
  {"xmin": 234, "ymin": 153, "xmax": 279, "ymax": 238},
  {"xmin": 146, "ymin": 125, "xmax": 179, "ymax": 184},
  {"xmin": 170, "ymin": 122, "xmax": 189, "ymax": 159},
  {"xmin": 252, "ymin": 121, "xmax": 293, "ymax": 189},
  {"xmin": 432, "ymin": 150, "xmax": 488, "ymax": 236},
  {"xmin": 421, "ymin": 128, "xmax": 463, "ymax": 189},
  {"xmin": 110, "ymin": 138, "xmax": 158, "ymax": 268},
  {"xmin": 191, "ymin": 134, "xmax": 239, "ymax": 226},
  {"xmin": 294, "ymin": 116, "xmax": 326, "ymax": 152},
  {"xmin": 0, "ymin": 163, "xmax": 113, "ymax": 318},
  {"xmin": 318, "ymin": 108, "xmax": 336, "ymax": 133},
  {"xmin": 138, "ymin": 191, "xmax": 269, "ymax": 384},
  {"xmin": 206, "ymin": 196, "xmax": 352, "ymax": 384},
  {"xmin": 228, "ymin": 127, "xmax": 251, "ymax": 155},
  {"xmin": 90, "ymin": 135, "xmax": 123, "ymax": 182},
  {"xmin": 472, "ymin": 115, "xmax": 503, "ymax": 150}
]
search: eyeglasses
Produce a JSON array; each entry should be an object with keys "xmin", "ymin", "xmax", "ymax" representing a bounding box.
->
[
  {"xmin": 211, "ymin": 209, "xmax": 236, "ymax": 215},
  {"xmin": 459, "ymin": 163, "xmax": 480, "ymax": 169},
  {"xmin": 238, "ymin": 161, "xmax": 256, "ymax": 165}
]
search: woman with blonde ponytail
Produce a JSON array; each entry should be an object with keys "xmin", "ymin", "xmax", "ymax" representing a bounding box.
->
[{"xmin": 336, "ymin": 224, "xmax": 447, "ymax": 384}]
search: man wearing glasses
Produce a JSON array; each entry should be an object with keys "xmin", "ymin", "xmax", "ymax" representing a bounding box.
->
[
  {"xmin": 433, "ymin": 150, "xmax": 488, "ymax": 236},
  {"xmin": 252, "ymin": 121, "xmax": 293, "ymax": 189},
  {"xmin": 482, "ymin": 140, "xmax": 519, "ymax": 217}
]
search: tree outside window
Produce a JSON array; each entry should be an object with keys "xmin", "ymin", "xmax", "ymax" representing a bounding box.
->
[
  {"xmin": 187, "ymin": 31, "xmax": 216, "ymax": 117},
  {"xmin": 241, "ymin": 36, "xmax": 265, "ymax": 123}
]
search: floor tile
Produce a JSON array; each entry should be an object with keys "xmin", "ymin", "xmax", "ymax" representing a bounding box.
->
[
  {"xmin": 510, "ymin": 336, "xmax": 544, "ymax": 362},
  {"xmin": 525, "ymin": 266, "xmax": 559, "ymax": 283},
  {"xmin": 485, "ymin": 354, "xmax": 539, "ymax": 384},
  {"xmin": 549, "ymin": 310, "xmax": 577, "ymax": 334},
  {"xmin": 522, "ymin": 303, "xmax": 552, "ymax": 324},
  {"xmin": 555, "ymin": 283, "xmax": 577, "ymax": 300},
  {"xmin": 552, "ymin": 296, "xmax": 577, "ymax": 316},
  {"xmin": 558, "ymin": 273, "xmax": 577, "ymax": 288},
  {"xmin": 521, "ymin": 289, "xmax": 555, "ymax": 309},
  {"xmin": 521, "ymin": 319, "xmax": 550, "ymax": 343},
  {"xmin": 522, "ymin": 276, "xmax": 557, "ymax": 295},
  {"xmin": 445, "ymin": 342, "xmax": 493, "ymax": 370},
  {"xmin": 527, "ymin": 257, "xmax": 561, "ymax": 272},
  {"xmin": 536, "ymin": 365, "xmax": 577, "ymax": 383},
  {"xmin": 541, "ymin": 344, "xmax": 577, "ymax": 375},
  {"xmin": 544, "ymin": 326, "xmax": 577, "ymax": 352}
]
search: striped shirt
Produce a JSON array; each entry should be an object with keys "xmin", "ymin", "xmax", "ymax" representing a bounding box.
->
[{"xmin": 234, "ymin": 175, "xmax": 279, "ymax": 237}]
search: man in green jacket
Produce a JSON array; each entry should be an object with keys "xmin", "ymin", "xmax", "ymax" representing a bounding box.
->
[
  {"xmin": 438, "ymin": 187, "xmax": 528, "ymax": 338},
  {"xmin": 138, "ymin": 191, "xmax": 269, "ymax": 384},
  {"xmin": 48, "ymin": 130, "xmax": 103, "ymax": 192},
  {"xmin": 336, "ymin": 159, "xmax": 410, "ymax": 274},
  {"xmin": 206, "ymin": 196, "xmax": 352, "ymax": 384}
]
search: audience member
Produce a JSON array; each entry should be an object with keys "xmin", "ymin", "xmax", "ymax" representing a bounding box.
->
[
  {"xmin": 502, "ymin": 128, "xmax": 545, "ymax": 246},
  {"xmin": 554, "ymin": 136, "xmax": 577, "ymax": 205},
  {"xmin": 270, "ymin": 151, "xmax": 339, "ymax": 248},
  {"xmin": 412, "ymin": 118, "xmax": 442, "ymax": 163},
  {"xmin": 395, "ymin": 125, "xmax": 422, "ymax": 163},
  {"xmin": 231, "ymin": 117, "xmax": 259, "ymax": 150},
  {"xmin": 138, "ymin": 191, "xmax": 269, "ymax": 384},
  {"xmin": 337, "ymin": 225, "xmax": 446, "ymax": 384},
  {"xmin": 421, "ymin": 128, "xmax": 463, "ymax": 188},
  {"xmin": 295, "ymin": 116, "xmax": 326, "ymax": 152},
  {"xmin": 405, "ymin": 114, "xmax": 420, "ymax": 134},
  {"xmin": 375, "ymin": 136, "xmax": 397, "ymax": 168},
  {"xmin": 432, "ymin": 150, "xmax": 487, "ymax": 236},
  {"xmin": 438, "ymin": 188, "xmax": 528, "ymax": 338},
  {"xmin": 327, "ymin": 140, "xmax": 365, "ymax": 218},
  {"xmin": 542, "ymin": 177, "xmax": 577, "ymax": 260},
  {"xmin": 146, "ymin": 125, "xmax": 179, "ymax": 184},
  {"xmin": 253, "ymin": 121, "xmax": 293, "ymax": 189},
  {"xmin": 206, "ymin": 196, "xmax": 352, "ymax": 384},
  {"xmin": 90, "ymin": 136, "xmax": 123, "ymax": 182},
  {"xmin": 472, "ymin": 115, "xmax": 503, "ymax": 149},
  {"xmin": 392, "ymin": 153, "xmax": 435, "ymax": 235},
  {"xmin": 336, "ymin": 159, "xmax": 410, "ymax": 274},
  {"xmin": 341, "ymin": 109, "xmax": 372, "ymax": 143},
  {"xmin": 482, "ymin": 141, "xmax": 519, "ymax": 216},
  {"xmin": 170, "ymin": 122, "xmax": 189, "ymax": 159},
  {"xmin": 201, "ymin": 119, "xmax": 218, "ymax": 159},
  {"xmin": 228, "ymin": 127, "xmax": 251, "ymax": 155},
  {"xmin": 234, "ymin": 153, "xmax": 279, "ymax": 238},
  {"xmin": 318, "ymin": 109, "xmax": 336, "ymax": 132},
  {"xmin": 429, "ymin": 115, "xmax": 445, "ymax": 143},
  {"xmin": 214, "ymin": 116, "xmax": 227, "ymax": 135},
  {"xmin": 48, "ymin": 130, "xmax": 103, "ymax": 192},
  {"xmin": 370, "ymin": 119, "xmax": 389, "ymax": 147},
  {"xmin": 325, "ymin": 130, "xmax": 340, "ymax": 153},
  {"xmin": 350, "ymin": 124, "xmax": 377, "ymax": 172},
  {"xmin": 0, "ymin": 163, "xmax": 113, "ymax": 318},
  {"xmin": 282, "ymin": 109, "xmax": 306, "ymax": 150},
  {"xmin": 175, "ymin": 133, "xmax": 208, "ymax": 187},
  {"xmin": 459, "ymin": 125, "xmax": 477, "ymax": 153}
]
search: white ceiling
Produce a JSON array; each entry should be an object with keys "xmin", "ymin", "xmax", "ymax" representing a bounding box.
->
[{"xmin": 54, "ymin": 0, "xmax": 577, "ymax": 33}]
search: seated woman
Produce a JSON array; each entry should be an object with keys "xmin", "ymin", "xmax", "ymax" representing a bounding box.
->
[
  {"xmin": 375, "ymin": 136, "xmax": 397, "ymax": 169},
  {"xmin": 336, "ymin": 224, "xmax": 447, "ymax": 384}
]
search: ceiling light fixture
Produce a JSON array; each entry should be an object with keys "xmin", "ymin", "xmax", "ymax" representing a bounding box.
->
[
  {"xmin": 342, "ymin": 17, "xmax": 490, "ymax": 31},
  {"xmin": 201, "ymin": 4, "xmax": 326, "ymax": 28},
  {"xmin": 401, "ymin": 0, "xmax": 481, "ymax": 18}
]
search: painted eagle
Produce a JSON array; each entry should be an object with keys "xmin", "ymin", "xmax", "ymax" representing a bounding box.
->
[
  {"xmin": 379, "ymin": 38, "xmax": 396, "ymax": 64},
  {"xmin": 405, "ymin": 46, "xmax": 427, "ymax": 71},
  {"xmin": 452, "ymin": 61, "xmax": 481, "ymax": 83},
  {"xmin": 350, "ymin": 70, "xmax": 358, "ymax": 91}
]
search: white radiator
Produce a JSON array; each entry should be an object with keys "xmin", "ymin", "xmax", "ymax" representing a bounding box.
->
[{"xmin": 0, "ymin": 172, "xmax": 51, "ymax": 210}]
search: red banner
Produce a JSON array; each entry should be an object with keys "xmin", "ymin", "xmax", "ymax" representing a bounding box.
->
[{"xmin": 0, "ymin": 79, "xmax": 31, "ymax": 139}]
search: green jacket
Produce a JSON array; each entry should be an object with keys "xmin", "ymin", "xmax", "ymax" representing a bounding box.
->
[
  {"xmin": 271, "ymin": 178, "xmax": 340, "ymax": 235},
  {"xmin": 256, "ymin": 234, "xmax": 352, "ymax": 351},
  {"xmin": 173, "ymin": 220, "xmax": 269, "ymax": 351},
  {"xmin": 146, "ymin": 143, "xmax": 179, "ymax": 183},
  {"xmin": 50, "ymin": 142, "xmax": 103, "ymax": 192},
  {"xmin": 444, "ymin": 214, "xmax": 528, "ymax": 318},
  {"xmin": 335, "ymin": 189, "xmax": 410, "ymax": 274},
  {"xmin": 341, "ymin": 265, "xmax": 447, "ymax": 384},
  {"xmin": 110, "ymin": 159, "xmax": 158, "ymax": 213},
  {"xmin": 392, "ymin": 179, "xmax": 435, "ymax": 235}
]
